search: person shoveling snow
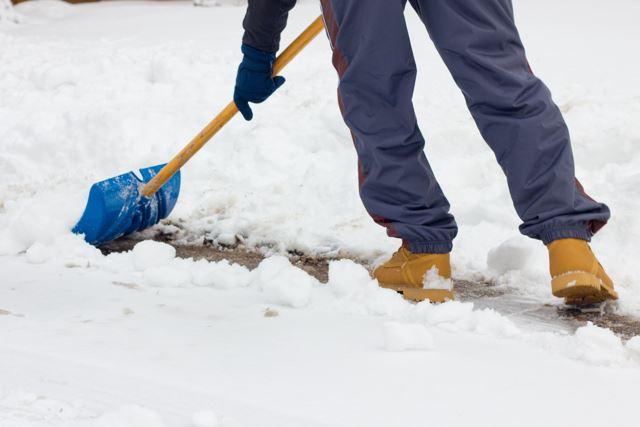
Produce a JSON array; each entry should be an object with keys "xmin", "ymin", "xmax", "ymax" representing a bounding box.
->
[{"xmin": 233, "ymin": 0, "xmax": 618, "ymax": 306}]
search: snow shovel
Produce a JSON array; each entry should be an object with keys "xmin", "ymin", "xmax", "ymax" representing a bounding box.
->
[{"xmin": 73, "ymin": 16, "xmax": 325, "ymax": 246}]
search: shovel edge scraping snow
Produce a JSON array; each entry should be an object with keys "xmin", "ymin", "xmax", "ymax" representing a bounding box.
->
[
  {"xmin": 73, "ymin": 165, "xmax": 181, "ymax": 245},
  {"xmin": 72, "ymin": 16, "xmax": 325, "ymax": 246}
]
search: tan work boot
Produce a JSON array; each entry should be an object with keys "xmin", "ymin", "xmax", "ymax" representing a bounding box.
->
[
  {"xmin": 548, "ymin": 238, "xmax": 618, "ymax": 306},
  {"xmin": 373, "ymin": 246, "xmax": 454, "ymax": 302}
]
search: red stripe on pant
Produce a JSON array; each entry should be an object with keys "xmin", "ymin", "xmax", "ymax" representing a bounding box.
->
[
  {"xmin": 575, "ymin": 178, "xmax": 607, "ymax": 234},
  {"xmin": 320, "ymin": 0, "xmax": 400, "ymax": 240}
]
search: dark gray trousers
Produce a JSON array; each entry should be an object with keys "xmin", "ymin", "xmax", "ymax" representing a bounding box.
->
[{"xmin": 320, "ymin": 0, "xmax": 610, "ymax": 253}]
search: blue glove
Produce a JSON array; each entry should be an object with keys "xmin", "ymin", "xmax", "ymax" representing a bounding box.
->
[{"xmin": 233, "ymin": 44, "xmax": 286, "ymax": 121}]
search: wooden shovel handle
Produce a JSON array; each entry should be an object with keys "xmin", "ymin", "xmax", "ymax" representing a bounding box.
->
[{"xmin": 141, "ymin": 16, "xmax": 325, "ymax": 197}]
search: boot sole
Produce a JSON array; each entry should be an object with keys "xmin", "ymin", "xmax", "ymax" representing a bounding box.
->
[
  {"xmin": 551, "ymin": 271, "xmax": 618, "ymax": 306},
  {"xmin": 379, "ymin": 284, "xmax": 454, "ymax": 303}
]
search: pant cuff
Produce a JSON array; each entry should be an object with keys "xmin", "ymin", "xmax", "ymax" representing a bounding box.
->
[
  {"xmin": 404, "ymin": 240, "xmax": 452, "ymax": 254},
  {"xmin": 540, "ymin": 227, "xmax": 592, "ymax": 245}
]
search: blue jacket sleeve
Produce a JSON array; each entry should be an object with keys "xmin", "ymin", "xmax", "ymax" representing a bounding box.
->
[{"xmin": 242, "ymin": 0, "xmax": 297, "ymax": 53}]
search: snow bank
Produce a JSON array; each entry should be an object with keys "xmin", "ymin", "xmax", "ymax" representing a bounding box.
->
[{"xmin": 14, "ymin": 232, "xmax": 635, "ymax": 367}]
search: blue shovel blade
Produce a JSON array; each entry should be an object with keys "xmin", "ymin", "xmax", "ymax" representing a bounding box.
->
[{"xmin": 73, "ymin": 164, "xmax": 181, "ymax": 246}]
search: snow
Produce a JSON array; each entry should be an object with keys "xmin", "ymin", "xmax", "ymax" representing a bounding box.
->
[
  {"xmin": 422, "ymin": 266, "xmax": 454, "ymax": 291},
  {"xmin": 191, "ymin": 411, "xmax": 220, "ymax": 427},
  {"xmin": 382, "ymin": 322, "xmax": 436, "ymax": 352},
  {"xmin": 2, "ymin": 248, "xmax": 640, "ymax": 425},
  {"xmin": 132, "ymin": 240, "xmax": 177, "ymax": 271},
  {"xmin": 1, "ymin": 1, "xmax": 640, "ymax": 426},
  {"xmin": 0, "ymin": 0, "xmax": 20, "ymax": 24},
  {"xmin": 486, "ymin": 236, "xmax": 535, "ymax": 275},
  {"xmin": 191, "ymin": 259, "xmax": 251, "ymax": 289},
  {"xmin": 25, "ymin": 242, "xmax": 54, "ymax": 264},
  {"xmin": 251, "ymin": 256, "xmax": 317, "ymax": 308},
  {"xmin": 88, "ymin": 405, "xmax": 167, "ymax": 427},
  {"xmin": 572, "ymin": 323, "xmax": 628, "ymax": 366}
]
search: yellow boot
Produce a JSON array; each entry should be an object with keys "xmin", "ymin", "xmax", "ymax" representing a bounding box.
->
[
  {"xmin": 548, "ymin": 238, "xmax": 618, "ymax": 306},
  {"xmin": 373, "ymin": 247, "xmax": 454, "ymax": 302}
]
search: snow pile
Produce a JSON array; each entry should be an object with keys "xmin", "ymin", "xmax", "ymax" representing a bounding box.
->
[
  {"xmin": 21, "ymin": 232, "xmax": 102, "ymax": 269},
  {"xmin": 250, "ymin": 256, "xmax": 317, "ymax": 308},
  {"xmin": 130, "ymin": 241, "xmax": 191, "ymax": 287},
  {"xmin": 17, "ymin": 233, "xmax": 601, "ymax": 365},
  {"xmin": 382, "ymin": 321, "xmax": 436, "ymax": 352},
  {"xmin": 572, "ymin": 323, "xmax": 628, "ymax": 366},
  {"xmin": 326, "ymin": 259, "xmax": 408, "ymax": 317},
  {"xmin": 327, "ymin": 259, "xmax": 520, "ymax": 337},
  {"xmin": 325, "ymin": 260, "xmax": 640, "ymax": 365},
  {"xmin": 25, "ymin": 242, "xmax": 55, "ymax": 264},
  {"xmin": 192, "ymin": 259, "xmax": 252, "ymax": 288},
  {"xmin": 132, "ymin": 240, "xmax": 177, "ymax": 271}
]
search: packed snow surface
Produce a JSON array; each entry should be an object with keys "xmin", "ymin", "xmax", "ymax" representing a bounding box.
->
[{"xmin": 1, "ymin": 1, "xmax": 640, "ymax": 426}]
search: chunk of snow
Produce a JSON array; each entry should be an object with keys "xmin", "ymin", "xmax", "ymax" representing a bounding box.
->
[
  {"xmin": 423, "ymin": 266, "xmax": 453, "ymax": 290},
  {"xmin": 252, "ymin": 256, "xmax": 317, "ymax": 308},
  {"xmin": 192, "ymin": 259, "xmax": 252, "ymax": 289},
  {"xmin": 487, "ymin": 237, "xmax": 534, "ymax": 274},
  {"xmin": 327, "ymin": 259, "xmax": 373, "ymax": 298},
  {"xmin": 470, "ymin": 308, "xmax": 521, "ymax": 337},
  {"xmin": 573, "ymin": 322, "xmax": 627, "ymax": 366},
  {"xmin": 327, "ymin": 259, "xmax": 408, "ymax": 316},
  {"xmin": 132, "ymin": 241, "xmax": 176, "ymax": 271},
  {"xmin": 25, "ymin": 242, "xmax": 53, "ymax": 264},
  {"xmin": 416, "ymin": 300, "xmax": 475, "ymax": 327},
  {"xmin": 383, "ymin": 321, "xmax": 436, "ymax": 352}
]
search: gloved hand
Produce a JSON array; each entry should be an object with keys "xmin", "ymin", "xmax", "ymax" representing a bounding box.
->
[{"xmin": 233, "ymin": 44, "xmax": 286, "ymax": 121}]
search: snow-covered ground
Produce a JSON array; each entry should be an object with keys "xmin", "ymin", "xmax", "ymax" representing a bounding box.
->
[
  {"xmin": 0, "ymin": 0, "xmax": 21, "ymax": 23},
  {"xmin": 1, "ymin": 1, "xmax": 640, "ymax": 426}
]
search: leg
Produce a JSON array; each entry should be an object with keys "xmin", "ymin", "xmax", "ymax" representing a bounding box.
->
[
  {"xmin": 320, "ymin": 0, "xmax": 457, "ymax": 254},
  {"xmin": 413, "ymin": 0, "xmax": 610, "ymax": 243}
]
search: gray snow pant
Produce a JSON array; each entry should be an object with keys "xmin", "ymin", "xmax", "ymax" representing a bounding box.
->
[{"xmin": 320, "ymin": 0, "xmax": 610, "ymax": 253}]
